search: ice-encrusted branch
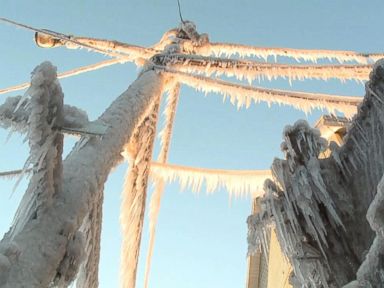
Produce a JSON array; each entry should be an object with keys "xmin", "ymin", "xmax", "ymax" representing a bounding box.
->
[
  {"xmin": 120, "ymin": 100, "xmax": 161, "ymax": 288},
  {"xmin": 157, "ymin": 53, "xmax": 372, "ymax": 83},
  {"xmin": 0, "ymin": 63, "xmax": 167, "ymax": 288},
  {"xmin": 162, "ymin": 68, "xmax": 361, "ymax": 117},
  {"xmin": 193, "ymin": 42, "xmax": 384, "ymax": 64}
]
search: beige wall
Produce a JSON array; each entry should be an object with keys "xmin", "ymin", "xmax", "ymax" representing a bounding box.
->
[{"xmin": 267, "ymin": 230, "xmax": 292, "ymax": 288}]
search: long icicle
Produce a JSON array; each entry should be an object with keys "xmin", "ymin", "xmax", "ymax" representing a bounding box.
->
[
  {"xmin": 193, "ymin": 42, "xmax": 384, "ymax": 64},
  {"xmin": 120, "ymin": 99, "xmax": 161, "ymax": 288},
  {"xmin": 161, "ymin": 68, "xmax": 361, "ymax": 117},
  {"xmin": 144, "ymin": 83, "xmax": 180, "ymax": 288}
]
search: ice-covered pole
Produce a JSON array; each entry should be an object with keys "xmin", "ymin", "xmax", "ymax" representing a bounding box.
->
[{"xmin": 0, "ymin": 62, "xmax": 167, "ymax": 287}]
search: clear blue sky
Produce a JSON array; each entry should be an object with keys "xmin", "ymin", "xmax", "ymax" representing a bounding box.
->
[{"xmin": 0, "ymin": 1, "xmax": 383, "ymax": 287}]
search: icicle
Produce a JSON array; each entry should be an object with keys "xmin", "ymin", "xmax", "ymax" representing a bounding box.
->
[
  {"xmin": 0, "ymin": 169, "xmax": 32, "ymax": 180},
  {"xmin": 163, "ymin": 68, "xmax": 361, "ymax": 117},
  {"xmin": 149, "ymin": 162, "xmax": 271, "ymax": 199},
  {"xmin": 120, "ymin": 98, "xmax": 161, "ymax": 288},
  {"xmin": 168, "ymin": 53, "xmax": 372, "ymax": 83},
  {"xmin": 76, "ymin": 194, "xmax": 102, "ymax": 288},
  {"xmin": 144, "ymin": 83, "xmax": 180, "ymax": 288}
]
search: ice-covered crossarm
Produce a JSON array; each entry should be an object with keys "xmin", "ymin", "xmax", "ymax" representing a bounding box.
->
[{"xmin": 163, "ymin": 69, "xmax": 361, "ymax": 117}]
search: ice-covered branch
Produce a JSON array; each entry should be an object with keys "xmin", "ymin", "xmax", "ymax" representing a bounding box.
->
[
  {"xmin": 162, "ymin": 68, "xmax": 361, "ymax": 117},
  {"xmin": 157, "ymin": 53, "xmax": 371, "ymax": 83},
  {"xmin": 150, "ymin": 161, "xmax": 271, "ymax": 199},
  {"xmin": 193, "ymin": 42, "xmax": 384, "ymax": 64},
  {"xmin": 0, "ymin": 64, "xmax": 167, "ymax": 287},
  {"xmin": 120, "ymin": 100, "xmax": 161, "ymax": 288}
]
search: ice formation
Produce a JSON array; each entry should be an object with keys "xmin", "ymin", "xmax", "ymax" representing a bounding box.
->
[
  {"xmin": 150, "ymin": 162, "xmax": 271, "ymax": 199},
  {"xmin": 1, "ymin": 18, "xmax": 384, "ymax": 288},
  {"xmin": 164, "ymin": 68, "xmax": 361, "ymax": 117},
  {"xmin": 0, "ymin": 92, "xmax": 110, "ymax": 138},
  {"xmin": 10, "ymin": 61, "xmax": 64, "ymax": 236},
  {"xmin": 0, "ymin": 63, "xmax": 167, "ymax": 287},
  {"xmin": 248, "ymin": 60, "xmax": 384, "ymax": 287},
  {"xmin": 160, "ymin": 53, "xmax": 371, "ymax": 83},
  {"xmin": 144, "ymin": 83, "xmax": 180, "ymax": 288},
  {"xmin": 120, "ymin": 95, "xmax": 162, "ymax": 288},
  {"xmin": 193, "ymin": 42, "xmax": 384, "ymax": 64}
]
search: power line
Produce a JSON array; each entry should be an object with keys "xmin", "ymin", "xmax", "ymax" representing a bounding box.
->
[{"xmin": 177, "ymin": 0, "xmax": 184, "ymax": 23}]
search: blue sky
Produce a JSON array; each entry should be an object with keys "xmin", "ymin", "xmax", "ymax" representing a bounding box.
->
[{"xmin": 0, "ymin": 1, "xmax": 383, "ymax": 287}]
